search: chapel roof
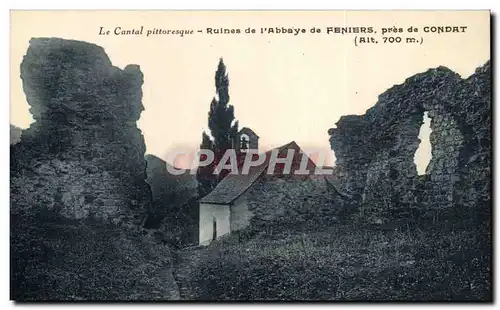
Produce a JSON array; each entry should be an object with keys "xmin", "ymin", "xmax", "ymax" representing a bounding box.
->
[{"xmin": 200, "ymin": 141, "xmax": 316, "ymax": 204}]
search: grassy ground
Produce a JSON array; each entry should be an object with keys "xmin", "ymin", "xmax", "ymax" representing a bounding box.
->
[
  {"xmin": 11, "ymin": 207, "xmax": 180, "ymax": 301},
  {"xmin": 174, "ymin": 219, "xmax": 491, "ymax": 301}
]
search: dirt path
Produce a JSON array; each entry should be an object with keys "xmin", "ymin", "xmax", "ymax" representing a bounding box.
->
[{"xmin": 171, "ymin": 245, "xmax": 213, "ymax": 300}]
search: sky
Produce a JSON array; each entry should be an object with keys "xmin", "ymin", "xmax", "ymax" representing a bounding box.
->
[{"xmin": 10, "ymin": 11, "xmax": 490, "ymax": 172}]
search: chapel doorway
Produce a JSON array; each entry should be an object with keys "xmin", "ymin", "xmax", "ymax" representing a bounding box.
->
[{"xmin": 212, "ymin": 217, "xmax": 217, "ymax": 241}]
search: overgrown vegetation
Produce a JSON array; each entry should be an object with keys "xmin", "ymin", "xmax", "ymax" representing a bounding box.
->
[
  {"xmin": 11, "ymin": 206, "xmax": 179, "ymax": 301},
  {"xmin": 176, "ymin": 214, "xmax": 491, "ymax": 301},
  {"xmin": 143, "ymin": 155, "xmax": 198, "ymax": 248},
  {"xmin": 155, "ymin": 196, "xmax": 200, "ymax": 249}
]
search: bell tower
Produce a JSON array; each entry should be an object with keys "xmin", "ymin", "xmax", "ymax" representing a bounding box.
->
[{"xmin": 236, "ymin": 127, "xmax": 259, "ymax": 153}]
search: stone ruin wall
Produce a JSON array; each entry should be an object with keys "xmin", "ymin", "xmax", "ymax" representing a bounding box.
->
[
  {"xmin": 329, "ymin": 61, "xmax": 491, "ymax": 221},
  {"xmin": 10, "ymin": 38, "xmax": 152, "ymax": 227}
]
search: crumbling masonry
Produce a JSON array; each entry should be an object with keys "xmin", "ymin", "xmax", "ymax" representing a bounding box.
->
[
  {"xmin": 11, "ymin": 38, "xmax": 152, "ymax": 226},
  {"xmin": 329, "ymin": 61, "xmax": 491, "ymax": 221}
]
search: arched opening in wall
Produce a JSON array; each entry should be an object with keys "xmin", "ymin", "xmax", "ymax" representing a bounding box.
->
[
  {"xmin": 240, "ymin": 133, "xmax": 250, "ymax": 152},
  {"xmin": 415, "ymin": 111, "xmax": 433, "ymax": 175}
]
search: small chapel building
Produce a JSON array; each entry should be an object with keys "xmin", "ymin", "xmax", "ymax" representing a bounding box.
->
[{"xmin": 198, "ymin": 128, "xmax": 318, "ymax": 245}]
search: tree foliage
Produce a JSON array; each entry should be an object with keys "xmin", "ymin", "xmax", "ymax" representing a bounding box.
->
[{"xmin": 197, "ymin": 58, "xmax": 239, "ymax": 196}]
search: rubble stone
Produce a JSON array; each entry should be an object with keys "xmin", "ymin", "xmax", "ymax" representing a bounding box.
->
[
  {"xmin": 329, "ymin": 61, "xmax": 491, "ymax": 221},
  {"xmin": 11, "ymin": 38, "xmax": 152, "ymax": 226}
]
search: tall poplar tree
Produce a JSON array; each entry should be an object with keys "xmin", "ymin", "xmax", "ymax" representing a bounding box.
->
[{"xmin": 197, "ymin": 58, "xmax": 239, "ymax": 196}]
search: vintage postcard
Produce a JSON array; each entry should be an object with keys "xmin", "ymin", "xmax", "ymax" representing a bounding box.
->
[{"xmin": 10, "ymin": 10, "xmax": 491, "ymax": 301}]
